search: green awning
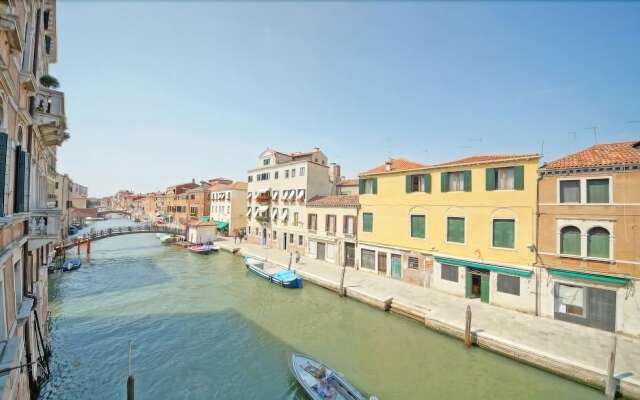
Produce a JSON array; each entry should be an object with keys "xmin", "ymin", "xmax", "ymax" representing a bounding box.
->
[
  {"xmin": 548, "ymin": 268, "xmax": 629, "ymax": 286},
  {"xmin": 200, "ymin": 216, "xmax": 210, "ymax": 222},
  {"xmin": 216, "ymin": 221, "xmax": 229, "ymax": 230},
  {"xmin": 435, "ymin": 256, "xmax": 533, "ymax": 278}
]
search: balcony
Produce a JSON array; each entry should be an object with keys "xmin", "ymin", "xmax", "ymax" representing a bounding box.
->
[
  {"xmin": 32, "ymin": 88, "xmax": 66, "ymax": 146},
  {"xmin": 0, "ymin": 8, "xmax": 22, "ymax": 54},
  {"xmin": 29, "ymin": 208, "xmax": 62, "ymax": 239},
  {"xmin": 256, "ymin": 193, "xmax": 271, "ymax": 204}
]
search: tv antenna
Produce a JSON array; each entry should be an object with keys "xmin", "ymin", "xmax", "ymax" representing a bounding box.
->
[{"xmin": 585, "ymin": 126, "xmax": 599, "ymax": 144}]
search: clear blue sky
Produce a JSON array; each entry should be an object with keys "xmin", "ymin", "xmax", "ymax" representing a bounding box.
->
[{"xmin": 53, "ymin": 1, "xmax": 640, "ymax": 197}]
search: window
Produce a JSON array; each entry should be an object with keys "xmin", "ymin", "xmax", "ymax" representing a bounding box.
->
[
  {"xmin": 359, "ymin": 178, "xmax": 377, "ymax": 194},
  {"xmin": 560, "ymin": 226, "xmax": 581, "ymax": 256},
  {"xmin": 285, "ymin": 170, "xmax": 289, "ymax": 178},
  {"xmin": 289, "ymin": 233, "xmax": 294, "ymax": 243},
  {"xmin": 273, "ymin": 230, "xmax": 277, "ymax": 239},
  {"xmin": 293, "ymin": 212, "xmax": 299, "ymax": 225},
  {"xmin": 326, "ymin": 215, "xmax": 337, "ymax": 234},
  {"xmin": 343, "ymin": 216, "xmax": 355, "ymax": 235},
  {"xmin": 560, "ymin": 180, "xmax": 580, "ymax": 203},
  {"xmin": 587, "ymin": 179, "xmax": 609, "ymax": 204},
  {"xmin": 362, "ymin": 213, "xmax": 373, "ymax": 232},
  {"xmin": 587, "ymin": 227, "xmax": 610, "ymax": 258},
  {"xmin": 410, "ymin": 215, "xmax": 425, "ymax": 238},
  {"xmin": 556, "ymin": 284, "xmax": 585, "ymax": 317},
  {"xmin": 442, "ymin": 171, "xmax": 471, "ymax": 192},
  {"xmin": 406, "ymin": 174, "xmax": 431, "ymax": 193},
  {"xmin": 263, "ymin": 159, "xmax": 270, "ymax": 166},
  {"xmin": 14, "ymin": 260, "xmax": 22, "ymax": 309},
  {"xmin": 493, "ymin": 219, "xmax": 515, "ymax": 248},
  {"xmin": 486, "ymin": 166, "xmax": 523, "ymax": 191},
  {"xmin": 441, "ymin": 264, "xmax": 458, "ymax": 282},
  {"xmin": 361, "ymin": 249, "xmax": 375, "ymax": 270},
  {"xmin": 300, "ymin": 167, "xmax": 305, "ymax": 176},
  {"xmin": 308, "ymin": 214, "xmax": 317, "ymax": 231},
  {"xmin": 447, "ymin": 217, "xmax": 465, "ymax": 243},
  {"xmin": 497, "ymin": 274, "xmax": 520, "ymax": 296},
  {"xmin": 298, "ymin": 235, "xmax": 303, "ymax": 246},
  {"xmin": 408, "ymin": 257, "xmax": 419, "ymax": 270},
  {"xmin": 274, "ymin": 171, "xmax": 279, "ymax": 179},
  {"xmin": 291, "ymin": 169, "xmax": 296, "ymax": 178}
]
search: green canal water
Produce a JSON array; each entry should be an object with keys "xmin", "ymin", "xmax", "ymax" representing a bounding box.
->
[{"xmin": 40, "ymin": 219, "xmax": 604, "ymax": 399}]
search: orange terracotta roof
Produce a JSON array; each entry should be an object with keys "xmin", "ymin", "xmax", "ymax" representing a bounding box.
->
[
  {"xmin": 307, "ymin": 195, "xmax": 359, "ymax": 207},
  {"xmin": 542, "ymin": 141, "xmax": 640, "ymax": 170},
  {"xmin": 210, "ymin": 181, "xmax": 248, "ymax": 191},
  {"xmin": 360, "ymin": 158, "xmax": 428, "ymax": 176},
  {"xmin": 337, "ymin": 178, "xmax": 358, "ymax": 186},
  {"xmin": 432, "ymin": 154, "xmax": 540, "ymax": 168}
]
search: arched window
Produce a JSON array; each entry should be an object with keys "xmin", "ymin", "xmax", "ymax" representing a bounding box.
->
[
  {"xmin": 560, "ymin": 226, "xmax": 581, "ymax": 256},
  {"xmin": 588, "ymin": 227, "xmax": 610, "ymax": 259}
]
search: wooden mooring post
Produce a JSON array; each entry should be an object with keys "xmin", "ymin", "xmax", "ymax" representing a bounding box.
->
[
  {"xmin": 339, "ymin": 264, "xmax": 347, "ymax": 297},
  {"xmin": 464, "ymin": 305, "xmax": 472, "ymax": 348},
  {"xmin": 605, "ymin": 335, "xmax": 617, "ymax": 399},
  {"xmin": 127, "ymin": 342, "xmax": 134, "ymax": 400}
]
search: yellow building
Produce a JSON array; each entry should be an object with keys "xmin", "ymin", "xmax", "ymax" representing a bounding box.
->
[{"xmin": 357, "ymin": 154, "xmax": 540, "ymax": 313}]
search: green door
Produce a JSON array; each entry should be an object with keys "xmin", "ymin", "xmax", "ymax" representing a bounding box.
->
[
  {"xmin": 480, "ymin": 273, "xmax": 489, "ymax": 303},
  {"xmin": 465, "ymin": 270, "xmax": 472, "ymax": 298},
  {"xmin": 391, "ymin": 255, "xmax": 402, "ymax": 279}
]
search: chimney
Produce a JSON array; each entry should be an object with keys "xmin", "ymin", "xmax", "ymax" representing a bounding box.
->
[
  {"xmin": 384, "ymin": 159, "xmax": 393, "ymax": 172},
  {"xmin": 192, "ymin": 178, "xmax": 196, "ymax": 184}
]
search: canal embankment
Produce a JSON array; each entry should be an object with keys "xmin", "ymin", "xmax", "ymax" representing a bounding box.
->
[{"xmin": 217, "ymin": 237, "xmax": 640, "ymax": 399}]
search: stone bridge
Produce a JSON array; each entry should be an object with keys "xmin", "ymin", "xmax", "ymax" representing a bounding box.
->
[{"xmin": 58, "ymin": 225, "xmax": 186, "ymax": 250}]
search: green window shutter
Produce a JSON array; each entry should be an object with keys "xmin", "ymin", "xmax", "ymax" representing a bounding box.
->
[
  {"xmin": 514, "ymin": 165, "xmax": 525, "ymax": 190},
  {"xmin": 410, "ymin": 215, "xmax": 425, "ymax": 238},
  {"xmin": 587, "ymin": 179, "xmax": 609, "ymax": 203},
  {"xmin": 447, "ymin": 217, "xmax": 465, "ymax": 243},
  {"xmin": 465, "ymin": 270, "xmax": 472, "ymax": 298},
  {"xmin": 405, "ymin": 175, "xmax": 412, "ymax": 193},
  {"xmin": 588, "ymin": 228, "xmax": 610, "ymax": 258},
  {"xmin": 422, "ymin": 174, "xmax": 431, "ymax": 193},
  {"xmin": 486, "ymin": 168, "xmax": 496, "ymax": 191},
  {"xmin": 359, "ymin": 179, "xmax": 366, "ymax": 194},
  {"xmin": 440, "ymin": 172, "xmax": 448, "ymax": 193},
  {"xmin": 463, "ymin": 170, "xmax": 472, "ymax": 192},
  {"xmin": 560, "ymin": 227, "xmax": 581, "ymax": 255},
  {"xmin": 23, "ymin": 152, "xmax": 30, "ymax": 212},
  {"xmin": 493, "ymin": 219, "xmax": 515, "ymax": 248},
  {"xmin": 363, "ymin": 213, "xmax": 373, "ymax": 232},
  {"xmin": 371, "ymin": 178, "xmax": 377, "ymax": 194},
  {"xmin": 14, "ymin": 150, "xmax": 26, "ymax": 213},
  {"xmin": 0, "ymin": 133, "xmax": 7, "ymax": 217}
]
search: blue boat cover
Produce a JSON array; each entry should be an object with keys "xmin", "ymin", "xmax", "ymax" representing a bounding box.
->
[{"xmin": 272, "ymin": 270, "xmax": 298, "ymax": 282}]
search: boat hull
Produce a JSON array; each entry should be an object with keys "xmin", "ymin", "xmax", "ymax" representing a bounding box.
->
[
  {"xmin": 290, "ymin": 353, "xmax": 370, "ymax": 400},
  {"xmin": 62, "ymin": 259, "xmax": 82, "ymax": 272},
  {"xmin": 244, "ymin": 257, "xmax": 303, "ymax": 289}
]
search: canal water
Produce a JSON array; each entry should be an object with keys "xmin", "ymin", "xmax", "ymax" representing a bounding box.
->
[{"xmin": 41, "ymin": 219, "xmax": 603, "ymax": 399}]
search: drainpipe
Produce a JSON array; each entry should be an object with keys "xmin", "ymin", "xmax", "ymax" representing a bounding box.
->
[{"xmin": 534, "ymin": 172, "xmax": 543, "ymax": 317}]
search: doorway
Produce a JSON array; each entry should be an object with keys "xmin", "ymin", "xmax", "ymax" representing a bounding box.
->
[
  {"xmin": 466, "ymin": 269, "xmax": 489, "ymax": 303},
  {"xmin": 377, "ymin": 252, "xmax": 387, "ymax": 275},
  {"xmin": 283, "ymin": 232, "xmax": 288, "ymax": 251},
  {"xmin": 317, "ymin": 242, "xmax": 326, "ymax": 260},
  {"xmin": 261, "ymin": 228, "xmax": 267, "ymax": 246},
  {"xmin": 391, "ymin": 254, "xmax": 402, "ymax": 279},
  {"xmin": 344, "ymin": 243, "xmax": 355, "ymax": 267}
]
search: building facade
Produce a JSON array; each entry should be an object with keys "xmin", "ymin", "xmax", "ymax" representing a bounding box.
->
[
  {"xmin": 1, "ymin": 0, "xmax": 66, "ymax": 398},
  {"xmin": 357, "ymin": 155, "xmax": 540, "ymax": 314},
  {"xmin": 305, "ymin": 195, "xmax": 359, "ymax": 267},
  {"xmin": 537, "ymin": 141, "xmax": 640, "ymax": 335},
  {"xmin": 245, "ymin": 148, "xmax": 339, "ymax": 255},
  {"xmin": 209, "ymin": 181, "xmax": 247, "ymax": 236}
]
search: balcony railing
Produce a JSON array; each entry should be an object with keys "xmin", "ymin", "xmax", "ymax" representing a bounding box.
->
[
  {"xmin": 32, "ymin": 88, "xmax": 66, "ymax": 146},
  {"xmin": 29, "ymin": 208, "xmax": 62, "ymax": 238}
]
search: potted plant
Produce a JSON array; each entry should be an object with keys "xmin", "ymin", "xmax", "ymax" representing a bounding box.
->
[{"xmin": 39, "ymin": 74, "xmax": 60, "ymax": 89}]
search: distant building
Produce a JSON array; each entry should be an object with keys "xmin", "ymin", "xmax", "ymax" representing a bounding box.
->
[{"xmin": 209, "ymin": 181, "xmax": 247, "ymax": 236}]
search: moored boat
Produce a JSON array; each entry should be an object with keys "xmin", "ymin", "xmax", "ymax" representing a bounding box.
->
[
  {"xmin": 62, "ymin": 258, "xmax": 82, "ymax": 272},
  {"xmin": 290, "ymin": 353, "xmax": 374, "ymax": 400},
  {"xmin": 189, "ymin": 244, "xmax": 219, "ymax": 255},
  {"xmin": 160, "ymin": 234, "xmax": 179, "ymax": 244},
  {"xmin": 244, "ymin": 256, "xmax": 303, "ymax": 288}
]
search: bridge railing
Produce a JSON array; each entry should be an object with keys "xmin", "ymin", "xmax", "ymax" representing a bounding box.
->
[{"xmin": 58, "ymin": 225, "xmax": 187, "ymax": 248}]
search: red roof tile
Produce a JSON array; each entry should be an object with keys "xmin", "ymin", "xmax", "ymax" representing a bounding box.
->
[
  {"xmin": 307, "ymin": 195, "xmax": 359, "ymax": 207},
  {"xmin": 360, "ymin": 158, "xmax": 428, "ymax": 176},
  {"xmin": 542, "ymin": 141, "xmax": 640, "ymax": 169},
  {"xmin": 337, "ymin": 178, "xmax": 358, "ymax": 186},
  {"xmin": 432, "ymin": 154, "xmax": 540, "ymax": 168}
]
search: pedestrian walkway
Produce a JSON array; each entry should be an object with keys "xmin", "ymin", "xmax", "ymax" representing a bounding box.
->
[{"xmin": 218, "ymin": 237, "xmax": 640, "ymax": 399}]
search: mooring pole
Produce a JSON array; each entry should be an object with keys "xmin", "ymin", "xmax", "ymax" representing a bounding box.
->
[
  {"xmin": 86, "ymin": 239, "xmax": 91, "ymax": 254},
  {"xmin": 464, "ymin": 305, "xmax": 472, "ymax": 348},
  {"xmin": 127, "ymin": 341, "xmax": 134, "ymax": 400},
  {"xmin": 339, "ymin": 264, "xmax": 347, "ymax": 297},
  {"xmin": 605, "ymin": 335, "xmax": 617, "ymax": 399}
]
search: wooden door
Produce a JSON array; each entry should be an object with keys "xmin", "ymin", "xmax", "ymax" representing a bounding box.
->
[
  {"xmin": 317, "ymin": 242, "xmax": 326, "ymax": 260},
  {"xmin": 377, "ymin": 253, "xmax": 387, "ymax": 275},
  {"xmin": 344, "ymin": 243, "xmax": 355, "ymax": 267}
]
